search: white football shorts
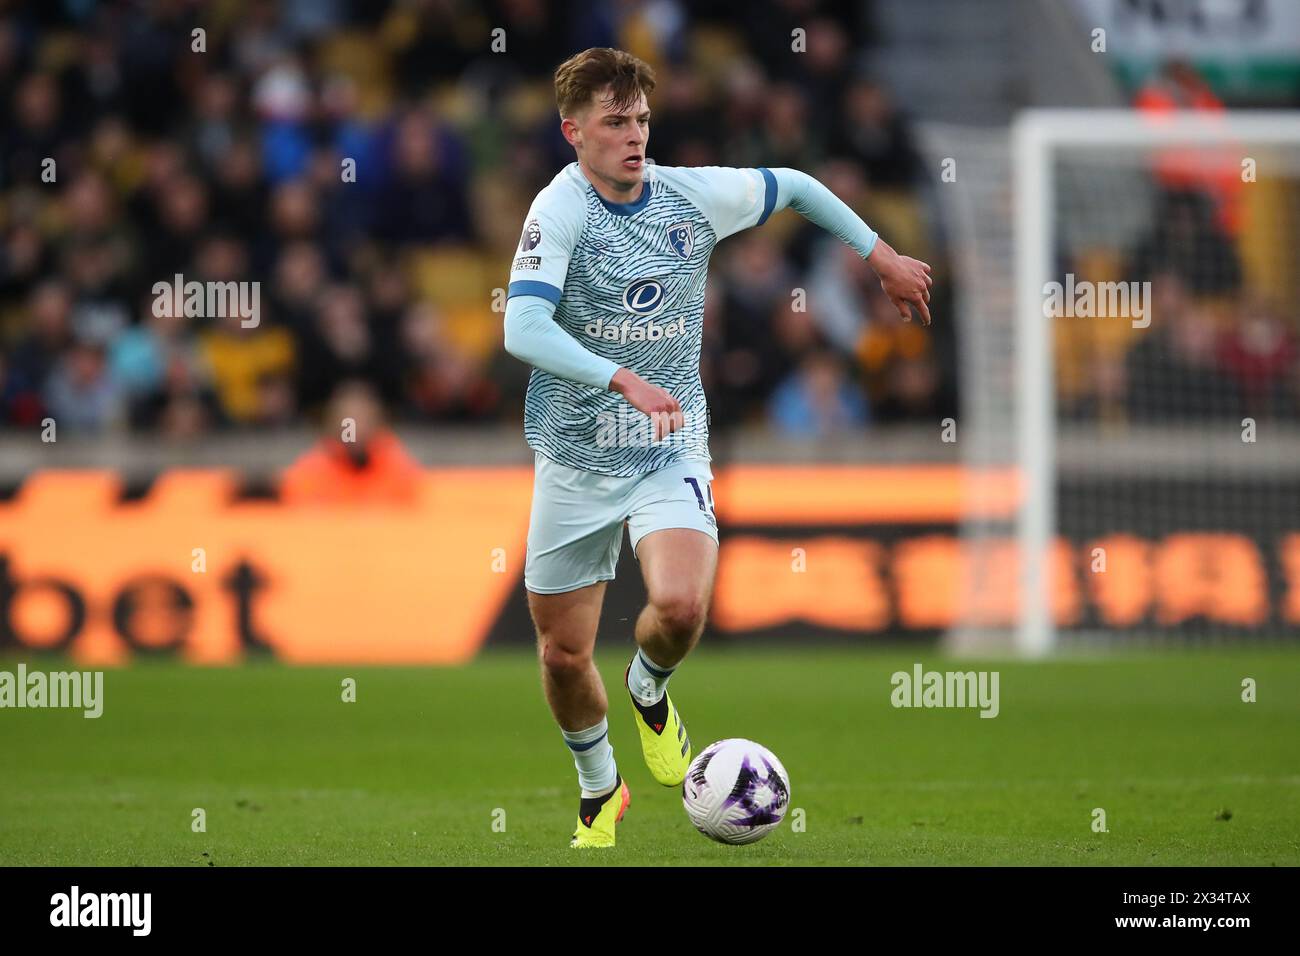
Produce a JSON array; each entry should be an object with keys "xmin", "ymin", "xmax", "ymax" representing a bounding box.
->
[{"xmin": 524, "ymin": 451, "xmax": 718, "ymax": 594}]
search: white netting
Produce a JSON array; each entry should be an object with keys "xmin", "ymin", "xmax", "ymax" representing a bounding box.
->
[{"xmin": 923, "ymin": 113, "xmax": 1300, "ymax": 653}]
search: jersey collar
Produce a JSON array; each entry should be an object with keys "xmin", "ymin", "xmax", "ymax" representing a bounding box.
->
[{"xmin": 573, "ymin": 162, "xmax": 652, "ymax": 216}]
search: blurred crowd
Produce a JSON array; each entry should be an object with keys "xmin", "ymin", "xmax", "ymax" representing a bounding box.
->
[
  {"xmin": 1055, "ymin": 62, "xmax": 1300, "ymax": 424},
  {"xmin": 0, "ymin": 0, "xmax": 953, "ymax": 442}
]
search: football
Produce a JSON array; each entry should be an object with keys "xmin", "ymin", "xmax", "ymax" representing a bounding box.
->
[{"xmin": 682, "ymin": 738, "xmax": 791, "ymax": 844}]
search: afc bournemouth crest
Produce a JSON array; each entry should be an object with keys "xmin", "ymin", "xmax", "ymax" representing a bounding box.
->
[{"xmin": 666, "ymin": 222, "xmax": 694, "ymax": 260}]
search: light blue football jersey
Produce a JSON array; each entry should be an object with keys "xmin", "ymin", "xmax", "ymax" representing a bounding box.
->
[{"xmin": 507, "ymin": 162, "xmax": 777, "ymax": 477}]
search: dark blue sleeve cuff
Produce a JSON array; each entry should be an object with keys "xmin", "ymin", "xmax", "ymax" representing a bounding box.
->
[
  {"xmin": 756, "ymin": 167, "xmax": 778, "ymax": 227},
  {"xmin": 507, "ymin": 280, "xmax": 562, "ymax": 304}
]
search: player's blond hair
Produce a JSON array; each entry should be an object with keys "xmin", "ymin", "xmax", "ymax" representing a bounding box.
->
[{"xmin": 554, "ymin": 48, "xmax": 656, "ymax": 119}]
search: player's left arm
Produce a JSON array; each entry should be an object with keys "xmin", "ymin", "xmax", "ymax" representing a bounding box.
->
[
  {"xmin": 676, "ymin": 164, "xmax": 933, "ymax": 323},
  {"xmin": 768, "ymin": 167, "xmax": 933, "ymax": 325}
]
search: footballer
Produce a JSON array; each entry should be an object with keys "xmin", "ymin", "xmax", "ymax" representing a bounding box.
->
[{"xmin": 502, "ymin": 48, "xmax": 932, "ymax": 848}]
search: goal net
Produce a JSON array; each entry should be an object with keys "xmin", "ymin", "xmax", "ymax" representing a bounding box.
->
[{"xmin": 923, "ymin": 110, "xmax": 1300, "ymax": 655}]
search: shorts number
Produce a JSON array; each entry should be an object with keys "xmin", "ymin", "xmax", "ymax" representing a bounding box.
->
[{"xmin": 683, "ymin": 477, "xmax": 714, "ymax": 516}]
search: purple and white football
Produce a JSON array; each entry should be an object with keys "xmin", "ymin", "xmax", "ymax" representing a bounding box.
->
[{"xmin": 682, "ymin": 738, "xmax": 791, "ymax": 845}]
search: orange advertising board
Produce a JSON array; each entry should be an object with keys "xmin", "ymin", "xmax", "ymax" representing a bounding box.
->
[
  {"xmin": 0, "ymin": 466, "xmax": 1296, "ymax": 664},
  {"xmin": 0, "ymin": 468, "xmax": 532, "ymax": 665}
]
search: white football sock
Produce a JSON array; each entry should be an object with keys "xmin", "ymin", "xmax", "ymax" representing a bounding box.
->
[
  {"xmin": 561, "ymin": 718, "xmax": 618, "ymax": 798},
  {"xmin": 627, "ymin": 648, "xmax": 675, "ymax": 706}
]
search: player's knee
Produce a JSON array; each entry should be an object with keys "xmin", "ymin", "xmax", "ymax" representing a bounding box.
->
[
  {"xmin": 539, "ymin": 638, "xmax": 591, "ymax": 681},
  {"xmin": 652, "ymin": 594, "xmax": 708, "ymax": 641}
]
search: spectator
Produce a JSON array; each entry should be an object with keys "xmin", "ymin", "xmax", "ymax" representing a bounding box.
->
[
  {"xmin": 280, "ymin": 379, "xmax": 421, "ymax": 505},
  {"xmin": 131, "ymin": 348, "xmax": 225, "ymax": 439},
  {"xmin": 828, "ymin": 79, "xmax": 921, "ymax": 189},
  {"xmin": 1217, "ymin": 299, "xmax": 1298, "ymax": 420},
  {"xmin": 44, "ymin": 336, "xmax": 124, "ymax": 432},
  {"xmin": 199, "ymin": 311, "xmax": 296, "ymax": 426},
  {"xmin": 1129, "ymin": 189, "xmax": 1241, "ymax": 296},
  {"xmin": 297, "ymin": 284, "xmax": 403, "ymax": 411},
  {"xmin": 769, "ymin": 350, "xmax": 868, "ymax": 437},
  {"xmin": 1125, "ymin": 277, "xmax": 1243, "ymax": 420},
  {"xmin": 371, "ymin": 108, "xmax": 473, "ymax": 245},
  {"xmin": 1135, "ymin": 60, "xmax": 1244, "ymax": 235},
  {"xmin": 6, "ymin": 280, "xmax": 75, "ymax": 423},
  {"xmin": 854, "ymin": 279, "xmax": 943, "ymax": 421},
  {"xmin": 400, "ymin": 301, "xmax": 499, "ymax": 421}
]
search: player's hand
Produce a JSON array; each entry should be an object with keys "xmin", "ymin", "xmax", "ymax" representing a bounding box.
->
[
  {"xmin": 609, "ymin": 368, "xmax": 684, "ymax": 441},
  {"xmin": 868, "ymin": 239, "xmax": 933, "ymax": 325}
]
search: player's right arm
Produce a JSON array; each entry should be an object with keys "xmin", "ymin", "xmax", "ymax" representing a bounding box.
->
[{"xmin": 503, "ymin": 183, "xmax": 683, "ymax": 438}]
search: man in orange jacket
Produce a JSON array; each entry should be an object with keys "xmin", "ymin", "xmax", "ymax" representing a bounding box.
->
[{"xmin": 280, "ymin": 379, "xmax": 421, "ymax": 505}]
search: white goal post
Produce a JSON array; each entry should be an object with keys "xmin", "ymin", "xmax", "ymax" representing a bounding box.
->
[{"xmin": 1012, "ymin": 110, "xmax": 1300, "ymax": 657}]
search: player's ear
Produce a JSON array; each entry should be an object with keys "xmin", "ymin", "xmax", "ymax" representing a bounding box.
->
[{"xmin": 560, "ymin": 115, "xmax": 581, "ymax": 147}]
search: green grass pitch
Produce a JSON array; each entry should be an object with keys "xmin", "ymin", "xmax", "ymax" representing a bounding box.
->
[{"xmin": 1, "ymin": 647, "xmax": 1297, "ymax": 866}]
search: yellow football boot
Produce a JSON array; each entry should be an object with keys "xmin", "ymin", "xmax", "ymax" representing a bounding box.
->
[
  {"xmin": 570, "ymin": 776, "xmax": 631, "ymax": 849},
  {"xmin": 626, "ymin": 665, "xmax": 692, "ymax": 787}
]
